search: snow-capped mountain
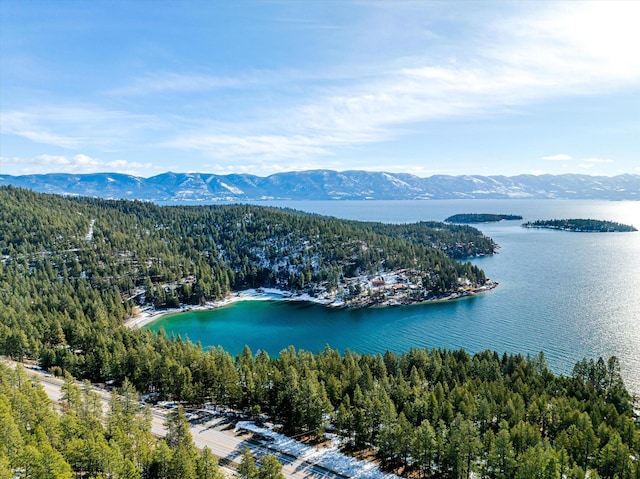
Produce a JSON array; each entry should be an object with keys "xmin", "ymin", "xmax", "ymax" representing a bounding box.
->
[{"xmin": 1, "ymin": 170, "xmax": 638, "ymax": 201}]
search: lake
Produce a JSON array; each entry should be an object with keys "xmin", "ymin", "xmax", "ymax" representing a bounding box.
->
[{"xmin": 146, "ymin": 200, "xmax": 640, "ymax": 394}]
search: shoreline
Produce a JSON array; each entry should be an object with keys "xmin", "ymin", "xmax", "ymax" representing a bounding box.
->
[
  {"xmin": 124, "ymin": 288, "xmax": 326, "ymax": 329},
  {"xmin": 125, "ymin": 281, "xmax": 498, "ymax": 330}
]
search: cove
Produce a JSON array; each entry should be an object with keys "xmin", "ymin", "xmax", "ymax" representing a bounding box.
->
[
  {"xmin": 147, "ymin": 295, "xmax": 491, "ymax": 359},
  {"xmin": 145, "ymin": 199, "xmax": 640, "ymax": 394}
]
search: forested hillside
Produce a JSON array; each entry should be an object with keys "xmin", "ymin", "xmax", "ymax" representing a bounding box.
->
[
  {"xmin": 1, "ymin": 186, "xmax": 638, "ymax": 478},
  {"xmin": 0, "ymin": 363, "xmax": 282, "ymax": 478},
  {"xmin": 0, "ymin": 186, "xmax": 492, "ymax": 303}
]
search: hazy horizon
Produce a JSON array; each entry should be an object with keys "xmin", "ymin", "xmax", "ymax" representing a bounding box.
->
[{"xmin": 2, "ymin": 169, "xmax": 640, "ymax": 180}]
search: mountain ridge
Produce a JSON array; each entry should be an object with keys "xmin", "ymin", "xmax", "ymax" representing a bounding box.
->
[{"xmin": 1, "ymin": 170, "xmax": 638, "ymax": 201}]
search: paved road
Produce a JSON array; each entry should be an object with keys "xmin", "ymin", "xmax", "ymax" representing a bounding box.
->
[{"xmin": 3, "ymin": 359, "xmax": 344, "ymax": 479}]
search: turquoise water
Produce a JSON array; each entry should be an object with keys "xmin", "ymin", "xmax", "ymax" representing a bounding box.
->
[{"xmin": 146, "ymin": 200, "xmax": 640, "ymax": 393}]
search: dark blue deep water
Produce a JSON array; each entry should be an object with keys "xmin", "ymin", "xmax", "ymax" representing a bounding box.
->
[{"xmin": 146, "ymin": 200, "xmax": 640, "ymax": 393}]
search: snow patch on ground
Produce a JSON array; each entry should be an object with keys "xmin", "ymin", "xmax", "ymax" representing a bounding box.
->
[
  {"xmin": 236, "ymin": 421, "xmax": 401, "ymax": 479},
  {"xmin": 85, "ymin": 219, "xmax": 96, "ymax": 242},
  {"xmin": 219, "ymin": 181, "xmax": 245, "ymax": 195}
]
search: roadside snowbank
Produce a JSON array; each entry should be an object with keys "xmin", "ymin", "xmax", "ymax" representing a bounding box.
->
[{"xmin": 236, "ymin": 421, "xmax": 401, "ymax": 479}]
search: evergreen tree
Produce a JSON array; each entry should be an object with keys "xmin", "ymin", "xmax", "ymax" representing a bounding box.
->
[
  {"xmin": 412, "ymin": 419, "xmax": 436, "ymax": 478},
  {"xmin": 165, "ymin": 405, "xmax": 200, "ymax": 479},
  {"xmin": 238, "ymin": 446, "xmax": 259, "ymax": 479},
  {"xmin": 258, "ymin": 454, "xmax": 285, "ymax": 479},
  {"xmin": 487, "ymin": 421, "xmax": 516, "ymax": 479},
  {"xmin": 599, "ymin": 432, "xmax": 631, "ymax": 479},
  {"xmin": 198, "ymin": 447, "xmax": 225, "ymax": 479}
]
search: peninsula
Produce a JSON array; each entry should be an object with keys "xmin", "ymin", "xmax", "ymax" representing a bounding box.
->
[
  {"xmin": 522, "ymin": 218, "xmax": 637, "ymax": 232},
  {"xmin": 445, "ymin": 213, "xmax": 523, "ymax": 223},
  {"xmin": 1, "ymin": 187, "xmax": 497, "ymax": 320}
]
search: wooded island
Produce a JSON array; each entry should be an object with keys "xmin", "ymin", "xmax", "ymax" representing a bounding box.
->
[
  {"xmin": 445, "ymin": 213, "xmax": 523, "ymax": 223},
  {"xmin": 522, "ymin": 218, "xmax": 637, "ymax": 232}
]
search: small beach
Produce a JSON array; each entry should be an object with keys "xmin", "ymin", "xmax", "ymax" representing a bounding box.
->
[{"xmin": 124, "ymin": 288, "xmax": 337, "ymax": 329}]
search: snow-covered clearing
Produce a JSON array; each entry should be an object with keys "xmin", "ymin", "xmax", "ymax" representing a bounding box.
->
[
  {"xmin": 85, "ymin": 219, "xmax": 96, "ymax": 242},
  {"xmin": 236, "ymin": 421, "xmax": 402, "ymax": 479}
]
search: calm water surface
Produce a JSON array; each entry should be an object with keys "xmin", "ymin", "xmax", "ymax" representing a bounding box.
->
[{"xmin": 147, "ymin": 200, "xmax": 640, "ymax": 393}]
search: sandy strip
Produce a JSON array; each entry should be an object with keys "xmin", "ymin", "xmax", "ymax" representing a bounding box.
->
[{"xmin": 124, "ymin": 288, "xmax": 333, "ymax": 329}]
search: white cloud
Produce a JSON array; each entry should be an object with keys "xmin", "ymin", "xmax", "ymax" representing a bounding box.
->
[
  {"xmin": 577, "ymin": 163, "xmax": 595, "ymax": 169},
  {"xmin": 300, "ymin": 2, "xmax": 640, "ymax": 138},
  {"xmin": 0, "ymin": 154, "xmax": 153, "ymax": 175},
  {"xmin": 542, "ymin": 154, "xmax": 573, "ymax": 161},
  {"xmin": 163, "ymin": 3, "xmax": 640, "ymax": 163},
  {"xmin": 3, "ymin": 2, "xmax": 640, "ymax": 174},
  {"xmin": 489, "ymin": 2, "xmax": 640, "ymax": 89},
  {"xmin": 584, "ymin": 158, "xmax": 614, "ymax": 164},
  {"xmin": 204, "ymin": 160, "xmax": 334, "ymax": 177},
  {"xmin": 165, "ymin": 134, "xmax": 330, "ymax": 160},
  {"xmin": 1, "ymin": 107, "xmax": 160, "ymax": 150},
  {"xmin": 0, "ymin": 112, "xmax": 82, "ymax": 149},
  {"xmin": 109, "ymin": 72, "xmax": 247, "ymax": 96}
]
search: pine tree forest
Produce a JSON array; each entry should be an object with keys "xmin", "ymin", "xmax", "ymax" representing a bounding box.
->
[{"xmin": 1, "ymin": 186, "xmax": 638, "ymax": 478}]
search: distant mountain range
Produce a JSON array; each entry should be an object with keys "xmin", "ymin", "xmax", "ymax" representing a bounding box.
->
[{"xmin": 1, "ymin": 171, "xmax": 638, "ymax": 201}]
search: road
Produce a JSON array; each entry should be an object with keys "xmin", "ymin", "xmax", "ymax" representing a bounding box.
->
[{"xmin": 3, "ymin": 359, "xmax": 345, "ymax": 479}]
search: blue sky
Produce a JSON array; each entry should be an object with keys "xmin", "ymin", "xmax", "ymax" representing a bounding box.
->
[{"xmin": 1, "ymin": 1, "xmax": 639, "ymax": 178}]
